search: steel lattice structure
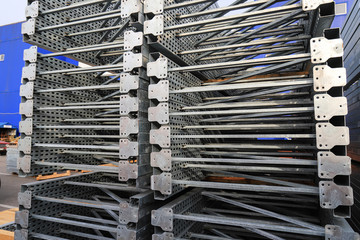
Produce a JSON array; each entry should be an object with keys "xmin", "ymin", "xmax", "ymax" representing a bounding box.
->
[{"xmin": 14, "ymin": 0, "xmax": 359, "ymax": 239}]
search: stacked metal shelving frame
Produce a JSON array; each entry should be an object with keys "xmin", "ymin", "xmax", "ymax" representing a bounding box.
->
[{"xmin": 15, "ymin": 0, "xmax": 359, "ymax": 239}]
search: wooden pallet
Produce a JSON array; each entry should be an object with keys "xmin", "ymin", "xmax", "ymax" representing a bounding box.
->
[{"xmin": 0, "ymin": 208, "xmax": 17, "ymax": 240}]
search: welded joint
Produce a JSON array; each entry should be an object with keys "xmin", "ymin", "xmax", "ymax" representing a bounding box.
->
[
  {"xmin": 151, "ymin": 208, "xmax": 173, "ymax": 231},
  {"xmin": 120, "ymin": 73, "xmax": 139, "ymax": 93},
  {"xmin": 18, "ymin": 137, "xmax": 32, "ymax": 155},
  {"xmin": 313, "ymin": 65, "xmax": 346, "ymax": 92},
  {"xmin": 120, "ymin": 95, "xmax": 139, "ymax": 115},
  {"xmin": 149, "ymin": 80, "xmax": 169, "ymax": 101},
  {"xmin": 320, "ymin": 181, "xmax": 353, "ymax": 209},
  {"xmin": 314, "ymin": 94, "xmax": 347, "ymax": 121},
  {"xmin": 302, "ymin": 0, "xmax": 333, "ymax": 10},
  {"xmin": 152, "ymin": 233, "xmax": 174, "ymax": 240},
  {"xmin": 151, "ymin": 173, "xmax": 172, "ymax": 195},
  {"xmin": 23, "ymin": 46, "xmax": 38, "ymax": 63},
  {"xmin": 119, "ymin": 202, "xmax": 139, "ymax": 224},
  {"xmin": 310, "ymin": 37, "xmax": 343, "ymax": 63},
  {"xmin": 147, "ymin": 57, "xmax": 168, "ymax": 78},
  {"xmin": 25, "ymin": 1, "xmax": 39, "ymax": 18},
  {"xmin": 151, "ymin": 149, "xmax": 171, "ymax": 171},
  {"xmin": 14, "ymin": 229, "xmax": 28, "ymax": 240},
  {"xmin": 120, "ymin": 117, "xmax": 139, "ymax": 137},
  {"xmin": 17, "ymin": 155, "xmax": 31, "ymax": 173},
  {"xmin": 15, "ymin": 210, "xmax": 29, "ymax": 229},
  {"xmin": 119, "ymin": 139, "xmax": 139, "ymax": 159},
  {"xmin": 22, "ymin": 64, "xmax": 36, "ymax": 81},
  {"xmin": 19, "ymin": 100, "xmax": 34, "ymax": 117},
  {"xmin": 119, "ymin": 161, "xmax": 138, "ymax": 181},
  {"xmin": 316, "ymin": 123, "xmax": 349, "ymax": 149},
  {"xmin": 19, "ymin": 118, "xmax": 33, "ymax": 136},
  {"xmin": 144, "ymin": 0, "xmax": 164, "ymax": 14},
  {"xmin": 21, "ymin": 19, "xmax": 35, "ymax": 35},
  {"xmin": 318, "ymin": 152, "xmax": 351, "ymax": 179},
  {"xmin": 124, "ymin": 52, "xmax": 144, "ymax": 72},
  {"xmin": 20, "ymin": 82, "xmax": 34, "ymax": 99},
  {"xmin": 149, "ymin": 103, "xmax": 169, "ymax": 124},
  {"xmin": 18, "ymin": 191, "xmax": 32, "ymax": 209},
  {"xmin": 121, "ymin": 0, "xmax": 142, "ymax": 18},
  {"xmin": 150, "ymin": 126, "xmax": 171, "ymax": 148},
  {"xmin": 124, "ymin": 31, "xmax": 144, "ymax": 51},
  {"xmin": 144, "ymin": 15, "xmax": 164, "ymax": 36},
  {"xmin": 117, "ymin": 225, "xmax": 136, "ymax": 240},
  {"xmin": 325, "ymin": 225, "xmax": 360, "ymax": 240}
]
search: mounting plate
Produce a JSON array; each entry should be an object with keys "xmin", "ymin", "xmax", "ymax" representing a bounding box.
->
[
  {"xmin": 320, "ymin": 181, "xmax": 353, "ymax": 209},
  {"xmin": 119, "ymin": 139, "xmax": 139, "ymax": 159},
  {"xmin": 313, "ymin": 65, "xmax": 346, "ymax": 91},
  {"xmin": 314, "ymin": 94, "xmax": 347, "ymax": 121},
  {"xmin": 149, "ymin": 80, "xmax": 169, "ymax": 101},
  {"xmin": 318, "ymin": 152, "xmax": 351, "ymax": 179},
  {"xmin": 151, "ymin": 173, "xmax": 172, "ymax": 195},
  {"xmin": 151, "ymin": 149, "xmax": 171, "ymax": 171},
  {"xmin": 144, "ymin": 15, "xmax": 164, "ymax": 36},
  {"xmin": 150, "ymin": 126, "xmax": 171, "ymax": 148},
  {"xmin": 316, "ymin": 123, "xmax": 349, "ymax": 149},
  {"xmin": 311, "ymin": 37, "xmax": 343, "ymax": 63},
  {"xmin": 149, "ymin": 103, "xmax": 169, "ymax": 124}
]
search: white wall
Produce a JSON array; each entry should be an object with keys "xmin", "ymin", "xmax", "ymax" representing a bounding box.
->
[{"xmin": 0, "ymin": 0, "xmax": 27, "ymax": 26}]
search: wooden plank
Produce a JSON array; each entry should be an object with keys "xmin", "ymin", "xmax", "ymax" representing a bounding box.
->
[
  {"xmin": 36, "ymin": 170, "xmax": 71, "ymax": 181},
  {"xmin": 0, "ymin": 229, "xmax": 14, "ymax": 240},
  {"xmin": 0, "ymin": 208, "xmax": 17, "ymax": 226}
]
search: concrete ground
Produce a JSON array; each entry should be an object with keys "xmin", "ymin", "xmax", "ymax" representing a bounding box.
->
[{"xmin": 0, "ymin": 155, "xmax": 34, "ymax": 212}]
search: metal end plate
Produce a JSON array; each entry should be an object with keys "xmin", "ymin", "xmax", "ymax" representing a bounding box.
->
[
  {"xmin": 147, "ymin": 57, "xmax": 168, "ymax": 78},
  {"xmin": 320, "ymin": 181, "xmax": 353, "ymax": 209},
  {"xmin": 316, "ymin": 123, "xmax": 349, "ymax": 149},
  {"xmin": 120, "ymin": 95, "xmax": 139, "ymax": 115},
  {"xmin": 144, "ymin": 0, "xmax": 164, "ymax": 14},
  {"xmin": 18, "ymin": 191, "xmax": 32, "ymax": 209},
  {"xmin": 153, "ymin": 233, "xmax": 174, "ymax": 240},
  {"xmin": 20, "ymin": 82, "xmax": 34, "ymax": 99},
  {"xmin": 149, "ymin": 80, "xmax": 169, "ymax": 101},
  {"xmin": 302, "ymin": 0, "xmax": 333, "ymax": 11},
  {"xmin": 117, "ymin": 225, "xmax": 136, "ymax": 240},
  {"xmin": 120, "ymin": 117, "xmax": 139, "ymax": 137},
  {"xmin": 151, "ymin": 208, "xmax": 173, "ymax": 231},
  {"xmin": 313, "ymin": 65, "xmax": 346, "ymax": 91},
  {"xmin": 17, "ymin": 155, "xmax": 32, "ymax": 173},
  {"xmin": 18, "ymin": 137, "xmax": 32, "ymax": 155},
  {"xmin": 314, "ymin": 94, "xmax": 347, "ymax": 120},
  {"xmin": 25, "ymin": 1, "xmax": 39, "ymax": 18},
  {"xmin": 21, "ymin": 19, "xmax": 35, "ymax": 35},
  {"xmin": 120, "ymin": 73, "xmax": 139, "ymax": 93},
  {"xmin": 150, "ymin": 126, "xmax": 171, "ymax": 148},
  {"xmin": 149, "ymin": 103, "xmax": 169, "ymax": 124},
  {"xmin": 151, "ymin": 149, "xmax": 171, "ymax": 171},
  {"xmin": 121, "ymin": 0, "xmax": 141, "ymax": 18},
  {"xmin": 311, "ymin": 37, "xmax": 344, "ymax": 63},
  {"xmin": 19, "ymin": 118, "xmax": 33, "ymax": 136},
  {"xmin": 119, "ymin": 202, "xmax": 139, "ymax": 224},
  {"xmin": 119, "ymin": 139, "xmax": 139, "ymax": 159},
  {"xmin": 151, "ymin": 173, "xmax": 172, "ymax": 195},
  {"xmin": 22, "ymin": 64, "xmax": 37, "ymax": 81},
  {"xmin": 318, "ymin": 152, "xmax": 351, "ymax": 179},
  {"xmin": 144, "ymin": 15, "xmax": 164, "ymax": 36},
  {"xmin": 123, "ymin": 52, "xmax": 143, "ymax": 72},
  {"xmin": 124, "ymin": 31, "xmax": 143, "ymax": 51},
  {"xmin": 15, "ymin": 210, "xmax": 29, "ymax": 228},
  {"xmin": 119, "ymin": 161, "xmax": 138, "ymax": 181},
  {"xmin": 23, "ymin": 46, "xmax": 38, "ymax": 63}
]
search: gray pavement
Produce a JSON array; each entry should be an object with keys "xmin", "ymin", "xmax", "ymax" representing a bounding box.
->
[{"xmin": 0, "ymin": 155, "xmax": 34, "ymax": 212}]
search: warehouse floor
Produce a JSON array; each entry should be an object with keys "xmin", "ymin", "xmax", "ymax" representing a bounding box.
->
[{"xmin": 0, "ymin": 155, "xmax": 33, "ymax": 212}]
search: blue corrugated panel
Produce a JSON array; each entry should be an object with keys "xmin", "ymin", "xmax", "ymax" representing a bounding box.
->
[{"xmin": 0, "ymin": 22, "xmax": 78, "ymax": 129}]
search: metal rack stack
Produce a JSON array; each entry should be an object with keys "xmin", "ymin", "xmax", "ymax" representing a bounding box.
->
[{"xmin": 15, "ymin": 0, "xmax": 359, "ymax": 239}]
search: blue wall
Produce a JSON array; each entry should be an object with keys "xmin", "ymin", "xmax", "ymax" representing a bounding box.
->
[{"xmin": 0, "ymin": 23, "xmax": 77, "ymax": 128}]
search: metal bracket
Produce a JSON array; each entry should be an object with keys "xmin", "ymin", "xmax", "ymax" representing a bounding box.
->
[
  {"xmin": 318, "ymin": 152, "xmax": 351, "ymax": 179},
  {"xmin": 117, "ymin": 225, "xmax": 136, "ymax": 240},
  {"xmin": 151, "ymin": 149, "xmax": 171, "ymax": 171},
  {"xmin": 25, "ymin": 1, "xmax": 39, "ymax": 18},
  {"xmin": 15, "ymin": 210, "xmax": 29, "ymax": 228},
  {"xmin": 18, "ymin": 191, "xmax": 32, "ymax": 209},
  {"xmin": 144, "ymin": 0, "xmax": 164, "ymax": 14},
  {"xmin": 144, "ymin": 15, "xmax": 164, "ymax": 36},
  {"xmin": 119, "ymin": 139, "xmax": 138, "ymax": 159},
  {"xmin": 19, "ymin": 100, "xmax": 34, "ymax": 117},
  {"xmin": 20, "ymin": 82, "xmax": 34, "ymax": 99},
  {"xmin": 151, "ymin": 208, "xmax": 173, "ymax": 231},
  {"xmin": 316, "ymin": 123, "xmax": 349, "ymax": 149},
  {"xmin": 123, "ymin": 52, "xmax": 143, "ymax": 72},
  {"xmin": 151, "ymin": 173, "xmax": 172, "ymax": 195},
  {"xmin": 302, "ymin": 0, "xmax": 333, "ymax": 10},
  {"xmin": 18, "ymin": 137, "xmax": 32, "ymax": 155},
  {"xmin": 314, "ymin": 94, "xmax": 347, "ymax": 121},
  {"xmin": 19, "ymin": 118, "xmax": 33, "ymax": 136},
  {"xmin": 120, "ymin": 117, "xmax": 139, "ymax": 137},
  {"xmin": 121, "ymin": 0, "xmax": 141, "ymax": 18},
  {"xmin": 147, "ymin": 57, "xmax": 168, "ymax": 78},
  {"xmin": 22, "ymin": 64, "xmax": 37, "ymax": 81},
  {"xmin": 124, "ymin": 31, "xmax": 143, "ymax": 51},
  {"xmin": 119, "ymin": 161, "xmax": 138, "ymax": 181},
  {"xmin": 21, "ymin": 19, "xmax": 35, "ymax": 35},
  {"xmin": 150, "ymin": 126, "xmax": 171, "ymax": 148},
  {"xmin": 149, "ymin": 103, "xmax": 169, "ymax": 124},
  {"xmin": 24, "ymin": 46, "xmax": 38, "ymax": 63},
  {"xmin": 153, "ymin": 233, "xmax": 174, "ymax": 240},
  {"xmin": 119, "ymin": 202, "xmax": 139, "ymax": 224},
  {"xmin": 120, "ymin": 95, "xmax": 139, "ymax": 115},
  {"xmin": 311, "ymin": 37, "xmax": 343, "ymax": 63},
  {"xmin": 14, "ymin": 229, "xmax": 28, "ymax": 240},
  {"xmin": 149, "ymin": 80, "xmax": 169, "ymax": 101},
  {"xmin": 17, "ymin": 155, "xmax": 31, "ymax": 173},
  {"xmin": 120, "ymin": 73, "xmax": 139, "ymax": 93},
  {"xmin": 313, "ymin": 65, "xmax": 346, "ymax": 92},
  {"xmin": 320, "ymin": 181, "xmax": 353, "ymax": 209},
  {"xmin": 325, "ymin": 225, "xmax": 360, "ymax": 240}
]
